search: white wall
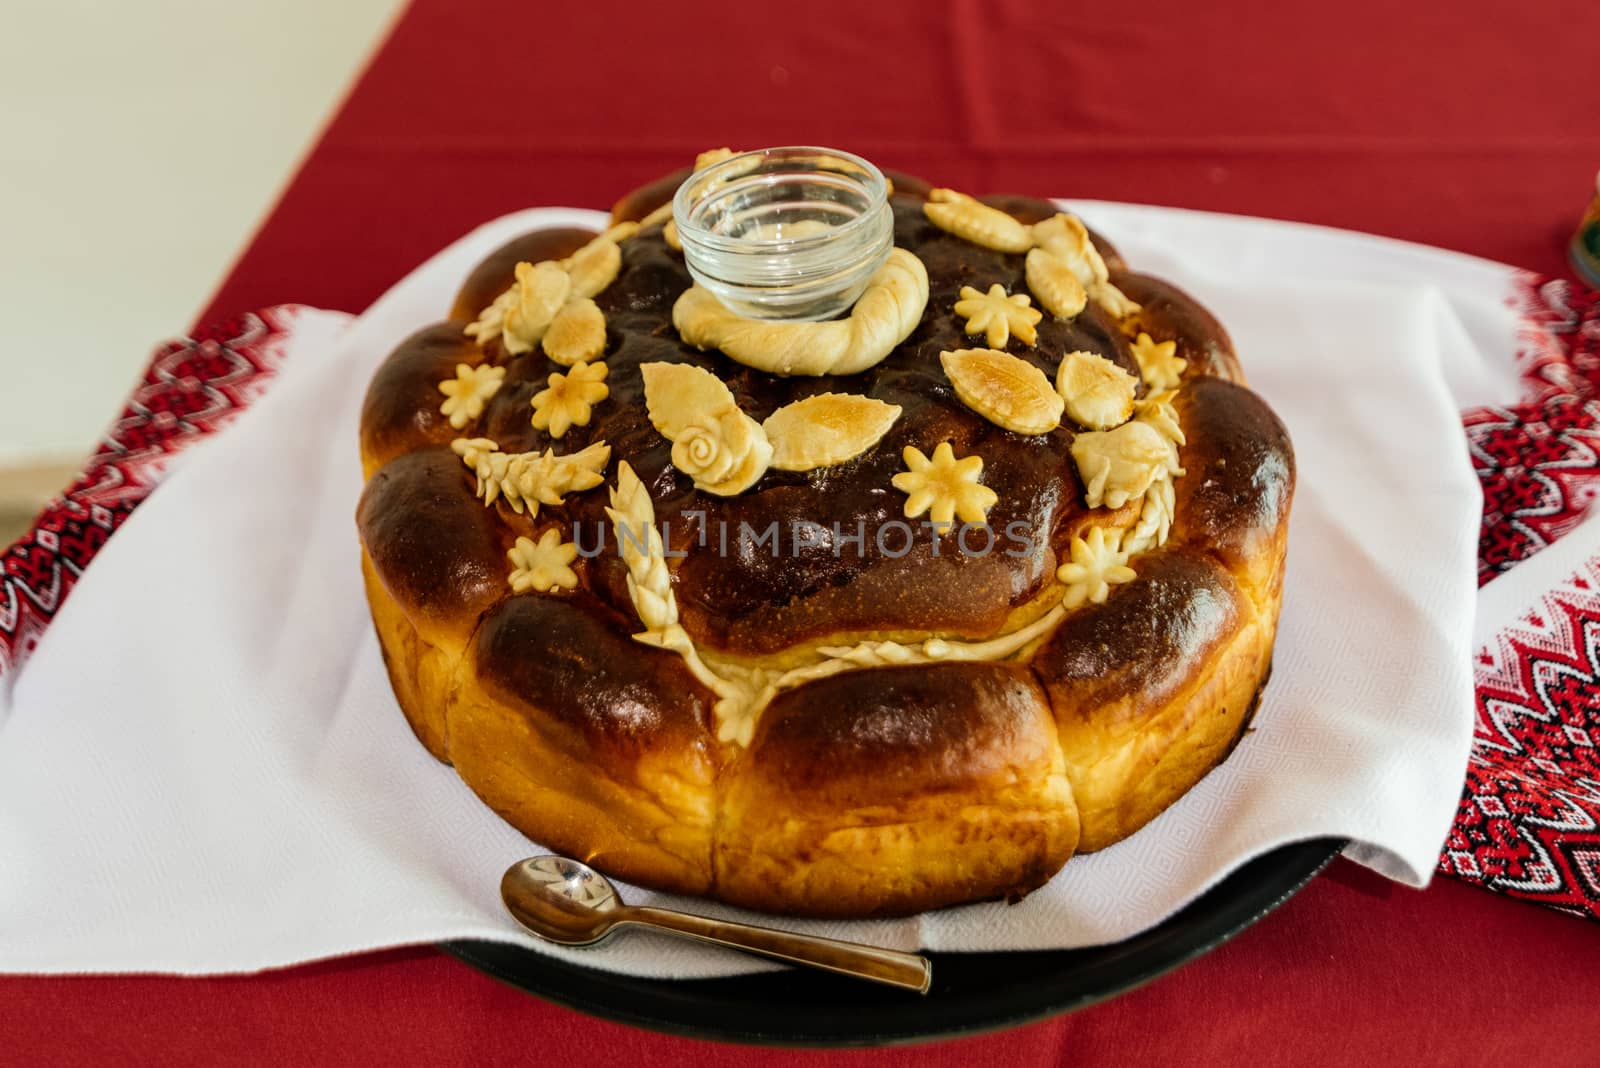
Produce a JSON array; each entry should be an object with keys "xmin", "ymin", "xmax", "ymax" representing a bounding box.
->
[{"xmin": 0, "ymin": 0, "xmax": 404, "ymax": 472}]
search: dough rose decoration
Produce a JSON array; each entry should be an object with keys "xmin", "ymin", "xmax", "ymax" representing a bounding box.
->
[
  {"xmin": 437, "ymin": 362, "xmax": 506, "ymax": 429},
  {"xmin": 450, "ymin": 437, "xmax": 610, "ymax": 515},
  {"xmin": 940, "ymin": 349, "xmax": 1064, "ymax": 435},
  {"xmin": 672, "ymin": 248, "xmax": 929, "ymax": 376},
  {"xmin": 507, "ymin": 529, "xmax": 580, "ymax": 593},
  {"xmin": 530, "ymin": 359, "xmax": 609, "ymax": 439},
  {"xmin": 1056, "ymin": 349, "xmax": 1137, "ymax": 430},
  {"xmin": 892, "ymin": 442, "xmax": 998, "ymax": 528},
  {"xmin": 640, "ymin": 363, "xmax": 773, "ymax": 496},
  {"xmin": 642, "ymin": 362, "xmax": 901, "ymax": 493},
  {"xmin": 1057, "ymin": 525, "xmax": 1136, "ymax": 608},
  {"xmin": 1131, "ymin": 332, "xmax": 1187, "ymax": 390},
  {"xmin": 953, "ymin": 284, "xmax": 1042, "ymax": 348}
]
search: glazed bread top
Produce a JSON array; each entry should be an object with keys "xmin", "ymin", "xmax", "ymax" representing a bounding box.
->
[{"xmin": 359, "ymin": 177, "xmax": 1285, "ymax": 672}]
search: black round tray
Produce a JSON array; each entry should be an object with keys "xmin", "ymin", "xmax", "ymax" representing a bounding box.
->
[{"xmin": 442, "ymin": 837, "xmax": 1342, "ymax": 1047}]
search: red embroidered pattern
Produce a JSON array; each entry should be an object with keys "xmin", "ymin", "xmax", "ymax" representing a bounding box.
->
[
  {"xmin": 1443, "ymin": 274, "xmax": 1600, "ymax": 919},
  {"xmin": 1466, "ymin": 277, "xmax": 1600, "ymax": 586},
  {"xmin": 0, "ymin": 307, "xmax": 306, "ymax": 679},
  {"xmin": 5, "ymin": 280, "xmax": 1600, "ymax": 923}
]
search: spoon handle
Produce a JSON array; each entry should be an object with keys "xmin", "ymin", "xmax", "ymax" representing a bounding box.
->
[{"xmin": 621, "ymin": 905, "xmax": 931, "ymax": 993}]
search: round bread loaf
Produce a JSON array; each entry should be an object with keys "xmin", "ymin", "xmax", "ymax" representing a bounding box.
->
[{"xmin": 356, "ymin": 162, "xmax": 1293, "ymax": 916}]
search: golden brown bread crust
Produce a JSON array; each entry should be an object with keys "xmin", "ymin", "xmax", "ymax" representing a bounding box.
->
[
  {"xmin": 356, "ymin": 168, "xmax": 1295, "ymax": 915},
  {"xmin": 718, "ymin": 663, "xmax": 1077, "ymax": 916}
]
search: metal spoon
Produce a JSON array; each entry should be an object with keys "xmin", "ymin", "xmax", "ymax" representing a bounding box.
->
[{"xmin": 500, "ymin": 855, "xmax": 932, "ymax": 993}]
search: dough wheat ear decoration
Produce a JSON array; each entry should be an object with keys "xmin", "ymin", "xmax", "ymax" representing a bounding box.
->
[
  {"xmin": 605, "ymin": 462, "xmax": 755, "ymax": 743},
  {"xmin": 450, "ymin": 437, "xmax": 610, "ymax": 516}
]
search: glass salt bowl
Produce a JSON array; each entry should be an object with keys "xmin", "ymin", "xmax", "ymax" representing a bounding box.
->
[{"xmin": 671, "ymin": 146, "xmax": 895, "ymax": 322}]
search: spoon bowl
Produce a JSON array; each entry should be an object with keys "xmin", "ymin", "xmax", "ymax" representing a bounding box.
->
[{"xmin": 500, "ymin": 855, "xmax": 932, "ymax": 993}]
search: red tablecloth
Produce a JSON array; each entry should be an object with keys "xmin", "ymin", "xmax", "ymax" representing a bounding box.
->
[{"xmin": 11, "ymin": 1, "xmax": 1600, "ymax": 1063}]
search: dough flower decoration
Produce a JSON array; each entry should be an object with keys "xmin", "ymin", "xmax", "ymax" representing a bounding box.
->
[
  {"xmin": 1069, "ymin": 420, "xmax": 1178, "ymax": 511},
  {"xmin": 672, "ymin": 248, "xmax": 929, "ymax": 376},
  {"xmin": 641, "ymin": 362, "xmax": 900, "ymax": 494},
  {"xmin": 1130, "ymin": 332, "xmax": 1187, "ymax": 391},
  {"xmin": 465, "ymin": 226, "xmax": 631, "ymax": 362},
  {"xmin": 530, "ymin": 359, "xmax": 609, "ymax": 439},
  {"xmin": 450, "ymin": 437, "xmax": 610, "ymax": 515},
  {"xmin": 940, "ymin": 348, "xmax": 1063, "ymax": 435},
  {"xmin": 507, "ymin": 529, "xmax": 580, "ymax": 593},
  {"xmin": 437, "ymin": 362, "xmax": 506, "ymax": 430},
  {"xmin": 953, "ymin": 284, "xmax": 1042, "ymax": 348},
  {"xmin": 892, "ymin": 441, "xmax": 998, "ymax": 529},
  {"xmin": 1057, "ymin": 525, "xmax": 1136, "ymax": 608}
]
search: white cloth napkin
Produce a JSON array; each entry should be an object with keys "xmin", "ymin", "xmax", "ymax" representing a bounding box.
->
[{"xmin": 0, "ymin": 202, "xmax": 1526, "ymax": 979}]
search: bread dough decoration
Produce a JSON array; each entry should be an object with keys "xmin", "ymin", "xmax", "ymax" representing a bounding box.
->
[
  {"xmin": 605, "ymin": 451, "xmax": 1079, "ymax": 745},
  {"xmin": 640, "ymin": 362, "xmax": 773, "ymax": 495},
  {"xmin": 1070, "ymin": 421, "xmax": 1177, "ymax": 511},
  {"xmin": 1030, "ymin": 213, "xmax": 1141, "ymax": 321},
  {"xmin": 940, "ymin": 348, "xmax": 1064, "ymax": 435},
  {"xmin": 1124, "ymin": 474, "xmax": 1177, "ymax": 556},
  {"xmin": 507, "ymin": 529, "xmax": 580, "ymax": 593},
  {"xmin": 464, "ymin": 227, "xmax": 630, "ymax": 358},
  {"xmin": 662, "ymin": 147, "xmax": 739, "ymax": 250},
  {"xmin": 1057, "ymin": 525, "xmax": 1136, "ymax": 608},
  {"xmin": 530, "ymin": 359, "xmax": 609, "ymax": 439},
  {"xmin": 1134, "ymin": 389, "xmax": 1185, "ymax": 468},
  {"xmin": 357, "ymin": 158, "xmax": 1301, "ymax": 921},
  {"xmin": 923, "ymin": 189, "xmax": 1034, "ymax": 253},
  {"xmin": 761, "ymin": 392, "xmax": 902, "ymax": 471},
  {"xmin": 1056, "ymin": 350, "xmax": 1137, "ymax": 430},
  {"xmin": 921, "ymin": 194, "xmax": 1139, "ymax": 322},
  {"xmin": 642, "ymin": 362, "xmax": 899, "ymax": 493},
  {"xmin": 953, "ymin": 284, "xmax": 1041, "ymax": 348},
  {"xmin": 1131, "ymin": 332, "xmax": 1187, "ymax": 391},
  {"xmin": 542, "ymin": 299, "xmax": 607, "ymax": 366},
  {"xmin": 1118, "ymin": 389, "xmax": 1187, "ymax": 554},
  {"xmin": 672, "ymin": 248, "xmax": 929, "ymax": 376},
  {"xmin": 1024, "ymin": 247, "xmax": 1089, "ymax": 320},
  {"xmin": 437, "ymin": 362, "xmax": 506, "ymax": 429},
  {"xmin": 892, "ymin": 441, "xmax": 998, "ymax": 528},
  {"xmin": 606, "ymin": 462, "xmax": 763, "ymax": 742},
  {"xmin": 450, "ymin": 437, "xmax": 610, "ymax": 515}
]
